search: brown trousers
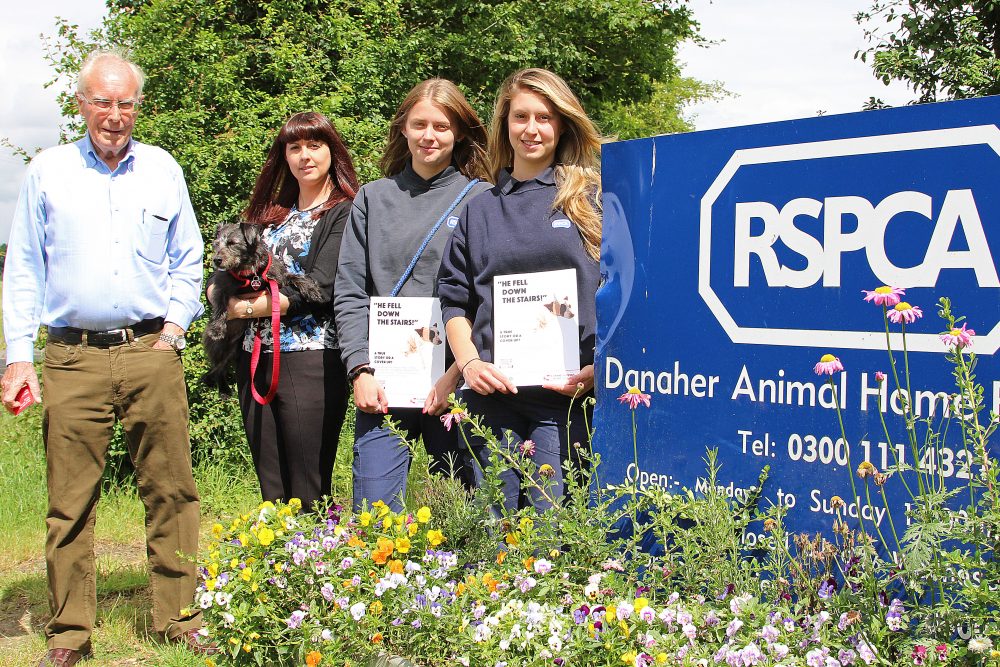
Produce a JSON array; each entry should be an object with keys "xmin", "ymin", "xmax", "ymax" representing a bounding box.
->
[{"xmin": 41, "ymin": 332, "xmax": 201, "ymax": 651}]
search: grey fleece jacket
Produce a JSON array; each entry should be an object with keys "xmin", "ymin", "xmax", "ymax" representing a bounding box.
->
[{"xmin": 334, "ymin": 163, "xmax": 491, "ymax": 372}]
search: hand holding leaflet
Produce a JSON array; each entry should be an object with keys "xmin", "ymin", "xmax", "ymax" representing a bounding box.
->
[{"xmin": 13, "ymin": 384, "xmax": 38, "ymax": 415}]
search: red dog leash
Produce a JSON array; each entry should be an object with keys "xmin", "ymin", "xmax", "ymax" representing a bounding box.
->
[{"xmin": 228, "ymin": 255, "xmax": 281, "ymax": 405}]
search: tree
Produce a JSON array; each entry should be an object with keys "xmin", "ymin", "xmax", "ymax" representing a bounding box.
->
[
  {"xmin": 856, "ymin": 0, "xmax": 1000, "ymax": 102},
  {"xmin": 44, "ymin": 0, "xmax": 711, "ymax": 463}
]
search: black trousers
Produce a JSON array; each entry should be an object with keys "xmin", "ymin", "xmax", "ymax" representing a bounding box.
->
[{"xmin": 237, "ymin": 348, "xmax": 349, "ymax": 510}]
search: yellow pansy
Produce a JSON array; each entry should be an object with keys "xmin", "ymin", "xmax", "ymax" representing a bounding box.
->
[
  {"xmin": 288, "ymin": 498, "xmax": 302, "ymax": 512},
  {"xmin": 211, "ymin": 523, "xmax": 224, "ymax": 540},
  {"xmin": 426, "ymin": 529, "xmax": 445, "ymax": 546},
  {"xmin": 205, "ymin": 578, "xmax": 217, "ymax": 591},
  {"xmin": 257, "ymin": 527, "xmax": 275, "ymax": 546},
  {"xmin": 394, "ymin": 537, "xmax": 411, "ymax": 554},
  {"xmin": 239, "ymin": 567, "xmax": 252, "ymax": 582},
  {"xmin": 416, "ymin": 506, "xmax": 432, "ymax": 523},
  {"xmin": 359, "ymin": 512, "xmax": 372, "ymax": 527},
  {"xmin": 207, "ymin": 562, "xmax": 219, "ymax": 578},
  {"xmin": 634, "ymin": 597, "xmax": 648, "ymax": 612},
  {"xmin": 408, "ymin": 523, "xmax": 419, "ymax": 536}
]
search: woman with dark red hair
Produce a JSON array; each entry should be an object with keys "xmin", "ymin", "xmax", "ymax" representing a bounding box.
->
[{"xmin": 211, "ymin": 111, "xmax": 360, "ymax": 509}]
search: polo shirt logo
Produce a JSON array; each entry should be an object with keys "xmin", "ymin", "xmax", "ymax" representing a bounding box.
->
[
  {"xmin": 551, "ymin": 218, "xmax": 571, "ymax": 229},
  {"xmin": 447, "ymin": 216, "xmax": 459, "ymax": 228}
]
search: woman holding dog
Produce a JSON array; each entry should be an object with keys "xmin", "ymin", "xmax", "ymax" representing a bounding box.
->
[
  {"xmin": 211, "ymin": 112, "xmax": 360, "ymax": 510},
  {"xmin": 335, "ymin": 79, "xmax": 491, "ymax": 512},
  {"xmin": 437, "ymin": 68, "xmax": 603, "ymax": 513}
]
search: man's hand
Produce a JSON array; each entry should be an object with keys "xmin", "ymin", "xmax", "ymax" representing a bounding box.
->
[
  {"xmin": 152, "ymin": 321, "xmax": 186, "ymax": 350},
  {"xmin": 353, "ymin": 371, "xmax": 387, "ymax": 414},
  {"xmin": 1, "ymin": 361, "xmax": 41, "ymax": 414},
  {"xmin": 542, "ymin": 364, "xmax": 594, "ymax": 397}
]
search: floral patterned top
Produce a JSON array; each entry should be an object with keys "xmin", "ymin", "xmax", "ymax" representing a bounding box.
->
[{"xmin": 243, "ymin": 207, "xmax": 337, "ymax": 353}]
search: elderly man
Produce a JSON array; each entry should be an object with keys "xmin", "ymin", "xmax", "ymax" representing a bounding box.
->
[{"xmin": 1, "ymin": 49, "xmax": 212, "ymax": 666}]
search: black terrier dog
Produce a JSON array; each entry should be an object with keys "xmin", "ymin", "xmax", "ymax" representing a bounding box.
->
[{"xmin": 203, "ymin": 223, "xmax": 324, "ymax": 395}]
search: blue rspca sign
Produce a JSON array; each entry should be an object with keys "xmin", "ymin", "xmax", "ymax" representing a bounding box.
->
[{"xmin": 595, "ymin": 96, "xmax": 1000, "ymax": 551}]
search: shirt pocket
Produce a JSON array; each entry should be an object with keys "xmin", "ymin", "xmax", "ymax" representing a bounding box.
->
[{"xmin": 135, "ymin": 209, "xmax": 170, "ymax": 263}]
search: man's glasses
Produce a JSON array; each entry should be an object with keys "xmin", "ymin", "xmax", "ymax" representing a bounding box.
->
[{"xmin": 79, "ymin": 94, "xmax": 141, "ymax": 113}]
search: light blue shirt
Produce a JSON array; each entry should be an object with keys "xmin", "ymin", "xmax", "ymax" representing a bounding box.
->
[{"xmin": 2, "ymin": 133, "xmax": 204, "ymax": 363}]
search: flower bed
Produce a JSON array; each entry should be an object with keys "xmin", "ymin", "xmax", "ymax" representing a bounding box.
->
[{"xmin": 195, "ymin": 292, "xmax": 999, "ymax": 666}]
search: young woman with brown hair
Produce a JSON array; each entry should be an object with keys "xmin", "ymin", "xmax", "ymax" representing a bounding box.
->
[{"xmin": 335, "ymin": 79, "xmax": 491, "ymax": 511}]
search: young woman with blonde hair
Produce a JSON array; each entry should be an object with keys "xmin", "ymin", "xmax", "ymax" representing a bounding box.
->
[
  {"xmin": 335, "ymin": 78, "xmax": 491, "ymax": 511},
  {"xmin": 438, "ymin": 68, "xmax": 603, "ymax": 513}
]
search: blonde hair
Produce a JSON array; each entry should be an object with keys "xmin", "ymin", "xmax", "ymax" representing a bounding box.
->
[
  {"xmin": 488, "ymin": 68, "xmax": 603, "ymax": 260},
  {"xmin": 380, "ymin": 79, "xmax": 489, "ymax": 181}
]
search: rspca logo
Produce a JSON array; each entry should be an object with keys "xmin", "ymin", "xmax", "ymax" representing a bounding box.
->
[
  {"xmin": 446, "ymin": 216, "xmax": 459, "ymax": 228},
  {"xmin": 699, "ymin": 126, "xmax": 1000, "ymax": 354}
]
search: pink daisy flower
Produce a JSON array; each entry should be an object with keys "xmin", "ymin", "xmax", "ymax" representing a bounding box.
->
[
  {"xmin": 887, "ymin": 302, "xmax": 923, "ymax": 324},
  {"xmin": 618, "ymin": 387, "xmax": 651, "ymax": 409},
  {"xmin": 940, "ymin": 323, "xmax": 975, "ymax": 348},
  {"xmin": 862, "ymin": 286, "xmax": 905, "ymax": 307},
  {"xmin": 814, "ymin": 354, "xmax": 844, "ymax": 376},
  {"xmin": 440, "ymin": 407, "xmax": 467, "ymax": 431},
  {"xmin": 520, "ymin": 440, "xmax": 536, "ymax": 457}
]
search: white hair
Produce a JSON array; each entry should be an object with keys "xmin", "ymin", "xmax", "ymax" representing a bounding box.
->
[{"xmin": 76, "ymin": 48, "xmax": 145, "ymax": 98}]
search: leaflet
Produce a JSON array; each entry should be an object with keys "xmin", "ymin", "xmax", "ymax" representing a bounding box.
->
[
  {"xmin": 368, "ymin": 296, "xmax": 446, "ymax": 408},
  {"xmin": 493, "ymin": 268, "xmax": 580, "ymax": 387}
]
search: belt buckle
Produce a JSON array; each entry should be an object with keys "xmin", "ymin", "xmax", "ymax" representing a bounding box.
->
[{"xmin": 105, "ymin": 328, "xmax": 129, "ymax": 345}]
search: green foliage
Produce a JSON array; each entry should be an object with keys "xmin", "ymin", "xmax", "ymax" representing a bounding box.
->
[
  {"xmin": 856, "ymin": 0, "xmax": 1000, "ymax": 102},
  {"xmin": 40, "ymin": 0, "xmax": 710, "ymax": 466}
]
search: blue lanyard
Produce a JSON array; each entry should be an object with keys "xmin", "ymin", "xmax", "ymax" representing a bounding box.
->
[{"xmin": 390, "ymin": 179, "xmax": 479, "ymax": 297}]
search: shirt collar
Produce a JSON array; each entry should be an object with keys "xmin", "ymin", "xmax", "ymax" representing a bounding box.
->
[
  {"xmin": 80, "ymin": 132, "xmax": 137, "ymax": 173},
  {"xmin": 498, "ymin": 166, "xmax": 556, "ymax": 194},
  {"xmin": 402, "ymin": 161, "xmax": 460, "ymax": 189}
]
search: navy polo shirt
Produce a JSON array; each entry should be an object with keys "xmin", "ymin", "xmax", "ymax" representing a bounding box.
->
[{"xmin": 438, "ymin": 167, "xmax": 600, "ymax": 377}]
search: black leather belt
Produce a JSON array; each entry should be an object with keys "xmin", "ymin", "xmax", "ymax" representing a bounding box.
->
[{"xmin": 48, "ymin": 318, "xmax": 164, "ymax": 347}]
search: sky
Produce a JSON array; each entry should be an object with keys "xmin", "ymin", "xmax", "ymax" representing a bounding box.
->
[{"xmin": 0, "ymin": 1, "xmax": 914, "ymax": 244}]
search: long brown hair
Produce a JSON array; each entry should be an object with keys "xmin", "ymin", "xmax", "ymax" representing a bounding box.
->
[
  {"xmin": 488, "ymin": 69, "xmax": 603, "ymax": 261},
  {"xmin": 244, "ymin": 112, "xmax": 360, "ymax": 225},
  {"xmin": 379, "ymin": 79, "xmax": 489, "ymax": 181}
]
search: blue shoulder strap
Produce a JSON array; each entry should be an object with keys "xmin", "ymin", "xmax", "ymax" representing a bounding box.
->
[{"xmin": 390, "ymin": 179, "xmax": 479, "ymax": 297}]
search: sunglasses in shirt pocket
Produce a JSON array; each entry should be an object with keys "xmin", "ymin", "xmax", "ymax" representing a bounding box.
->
[{"xmin": 136, "ymin": 209, "xmax": 170, "ymax": 263}]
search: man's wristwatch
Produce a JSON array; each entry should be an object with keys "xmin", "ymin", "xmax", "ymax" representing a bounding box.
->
[
  {"xmin": 158, "ymin": 332, "xmax": 187, "ymax": 351},
  {"xmin": 347, "ymin": 366, "xmax": 375, "ymax": 383}
]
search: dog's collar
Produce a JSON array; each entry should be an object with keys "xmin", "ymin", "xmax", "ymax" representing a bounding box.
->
[{"xmin": 228, "ymin": 253, "xmax": 272, "ymax": 291}]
